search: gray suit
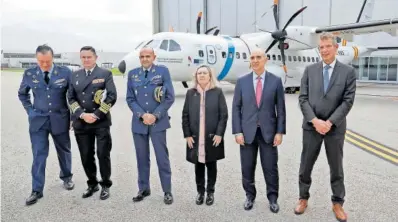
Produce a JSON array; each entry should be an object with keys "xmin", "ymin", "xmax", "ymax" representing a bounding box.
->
[{"xmin": 298, "ymin": 59, "xmax": 356, "ymax": 205}]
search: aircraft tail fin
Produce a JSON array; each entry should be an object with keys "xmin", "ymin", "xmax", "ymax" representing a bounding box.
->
[{"xmin": 356, "ymin": 0, "xmax": 375, "ymax": 23}]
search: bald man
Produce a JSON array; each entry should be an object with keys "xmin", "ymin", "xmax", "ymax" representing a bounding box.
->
[
  {"xmin": 126, "ymin": 47, "xmax": 175, "ymax": 205},
  {"xmin": 232, "ymin": 48, "xmax": 286, "ymax": 212}
]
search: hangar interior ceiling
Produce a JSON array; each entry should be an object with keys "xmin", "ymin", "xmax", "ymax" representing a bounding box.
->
[{"xmin": 153, "ymin": 0, "xmax": 398, "ymax": 45}]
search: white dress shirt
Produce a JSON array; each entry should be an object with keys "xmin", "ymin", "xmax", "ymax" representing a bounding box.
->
[{"xmin": 323, "ymin": 58, "xmax": 336, "ymax": 80}]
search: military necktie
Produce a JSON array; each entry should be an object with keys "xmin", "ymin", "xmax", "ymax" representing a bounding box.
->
[
  {"xmin": 323, "ymin": 65, "xmax": 331, "ymax": 93},
  {"xmin": 144, "ymin": 70, "xmax": 148, "ymax": 78},
  {"xmin": 44, "ymin": 71, "xmax": 50, "ymax": 84},
  {"xmin": 86, "ymin": 70, "xmax": 91, "ymax": 76}
]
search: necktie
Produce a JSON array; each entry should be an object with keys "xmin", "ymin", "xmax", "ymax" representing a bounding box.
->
[
  {"xmin": 256, "ymin": 76, "xmax": 262, "ymax": 107},
  {"xmin": 44, "ymin": 71, "xmax": 49, "ymax": 84},
  {"xmin": 144, "ymin": 70, "xmax": 148, "ymax": 78},
  {"xmin": 323, "ymin": 65, "xmax": 331, "ymax": 93},
  {"xmin": 86, "ymin": 70, "xmax": 91, "ymax": 76}
]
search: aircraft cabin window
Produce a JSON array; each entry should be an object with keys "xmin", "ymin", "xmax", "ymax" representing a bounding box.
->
[
  {"xmin": 298, "ymin": 56, "xmax": 302, "ymax": 62},
  {"xmin": 288, "ymin": 55, "xmax": 292, "ymax": 61},
  {"xmin": 199, "ymin": 50, "xmax": 204, "ymax": 57},
  {"xmin": 316, "ymin": 57, "xmax": 319, "ymax": 62},
  {"xmin": 303, "ymin": 57, "xmax": 306, "ymax": 62},
  {"xmin": 236, "ymin": 52, "xmax": 240, "ymax": 59},
  {"xmin": 222, "ymin": 52, "xmax": 226, "ymax": 58},
  {"xmin": 272, "ymin": 55, "xmax": 276, "ymax": 60},
  {"xmin": 160, "ymin": 40, "xmax": 169, "ymax": 51},
  {"xmin": 307, "ymin": 57, "xmax": 311, "ymax": 62},
  {"xmin": 293, "ymin": 56, "xmax": 297, "ymax": 62},
  {"xmin": 277, "ymin": 55, "xmax": 281, "ymax": 61},
  {"xmin": 228, "ymin": 52, "xmax": 233, "ymax": 58},
  {"xmin": 168, "ymin": 40, "xmax": 181, "ymax": 51},
  {"xmin": 267, "ymin": 54, "xmax": 270, "ymax": 60},
  {"xmin": 312, "ymin": 57, "xmax": 315, "ymax": 62},
  {"xmin": 242, "ymin": 53, "xmax": 247, "ymax": 59}
]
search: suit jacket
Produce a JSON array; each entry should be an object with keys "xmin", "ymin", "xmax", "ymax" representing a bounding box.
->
[
  {"xmin": 18, "ymin": 64, "xmax": 72, "ymax": 135},
  {"xmin": 298, "ymin": 59, "xmax": 356, "ymax": 133},
  {"xmin": 182, "ymin": 87, "xmax": 228, "ymax": 163},
  {"xmin": 126, "ymin": 64, "xmax": 175, "ymax": 134},
  {"xmin": 68, "ymin": 65, "xmax": 117, "ymax": 130},
  {"xmin": 232, "ymin": 71, "xmax": 286, "ymax": 144}
]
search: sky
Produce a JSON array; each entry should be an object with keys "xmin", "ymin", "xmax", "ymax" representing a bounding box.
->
[{"xmin": 1, "ymin": 0, "xmax": 153, "ymax": 52}]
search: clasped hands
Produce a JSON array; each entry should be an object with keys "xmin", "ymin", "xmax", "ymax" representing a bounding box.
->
[
  {"xmin": 81, "ymin": 113, "xmax": 97, "ymax": 124},
  {"xmin": 312, "ymin": 118, "xmax": 333, "ymax": 135},
  {"xmin": 142, "ymin": 113, "xmax": 157, "ymax": 125}
]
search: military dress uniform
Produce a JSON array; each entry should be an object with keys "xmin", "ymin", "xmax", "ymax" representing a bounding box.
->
[
  {"xmin": 18, "ymin": 64, "xmax": 74, "ymax": 205},
  {"xmin": 67, "ymin": 65, "xmax": 117, "ymax": 199},
  {"xmin": 126, "ymin": 64, "xmax": 175, "ymax": 204}
]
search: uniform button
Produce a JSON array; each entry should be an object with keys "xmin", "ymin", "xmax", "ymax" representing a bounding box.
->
[
  {"xmin": 144, "ymin": 86, "xmax": 147, "ymax": 88},
  {"xmin": 47, "ymin": 88, "xmax": 49, "ymax": 90},
  {"xmin": 93, "ymin": 108, "xmax": 96, "ymax": 110},
  {"xmin": 145, "ymin": 94, "xmax": 147, "ymax": 96},
  {"xmin": 49, "ymin": 103, "xmax": 52, "ymax": 105},
  {"xmin": 146, "ymin": 102, "xmax": 148, "ymax": 105},
  {"xmin": 82, "ymin": 92, "xmax": 85, "ymax": 95},
  {"xmin": 83, "ymin": 100, "xmax": 85, "ymax": 103},
  {"xmin": 49, "ymin": 110, "xmax": 52, "ymax": 113},
  {"xmin": 84, "ymin": 108, "xmax": 86, "ymax": 111},
  {"xmin": 92, "ymin": 92, "xmax": 94, "ymax": 94},
  {"xmin": 48, "ymin": 95, "xmax": 50, "ymax": 98}
]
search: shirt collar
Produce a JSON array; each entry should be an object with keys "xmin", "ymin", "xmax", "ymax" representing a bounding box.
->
[
  {"xmin": 323, "ymin": 58, "xmax": 336, "ymax": 69},
  {"xmin": 40, "ymin": 63, "xmax": 54, "ymax": 74},
  {"xmin": 143, "ymin": 65, "xmax": 152, "ymax": 72},
  {"xmin": 253, "ymin": 69, "xmax": 266, "ymax": 80},
  {"xmin": 85, "ymin": 65, "xmax": 96, "ymax": 73}
]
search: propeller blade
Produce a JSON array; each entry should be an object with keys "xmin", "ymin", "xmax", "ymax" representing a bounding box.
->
[
  {"xmin": 205, "ymin": 26, "xmax": 218, "ymax": 34},
  {"xmin": 273, "ymin": 0, "xmax": 280, "ymax": 30},
  {"xmin": 213, "ymin": 29, "xmax": 220, "ymax": 36},
  {"xmin": 282, "ymin": 6, "xmax": 307, "ymax": 31},
  {"xmin": 259, "ymin": 28, "xmax": 273, "ymax": 34},
  {"xmin": 266, "ymin": 39, "xmax": 278, "ymax": 53},
  {"xmin": 285, "ymin": 36, "xmax": 313, "ymax": 48},
  {"xmin": 279, "ymin": 41, "xmax": 286, "ymax": 73},
  {"xmin": 196, "ymin": 12, "xmax": 202, "ymax": 34}
]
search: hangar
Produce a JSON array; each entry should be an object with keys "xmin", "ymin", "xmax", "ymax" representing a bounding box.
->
[{"xmin": 152, "ymin": 0, "xmax": 398, "ymax": 83}]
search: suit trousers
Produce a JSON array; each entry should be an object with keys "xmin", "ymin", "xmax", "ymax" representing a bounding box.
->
[
  {"xmin": 195, "ymin": 161, "xmax": 217, "ymax": 194},
  {"xmin": 299, "ymin": 129, "xmax": 345, "ymax": 205},
  {"xmin": 74, "ymin": 126, "xmax": 112, "ymax": 188},
  {"xmin": 133, "ymin": 130, "xmax": 172, "ymax": 193},
  {"xmin": 29, "ymin": 119, "xmax": 72, "ymax": 193},
  {"xmin": 240, "ymin": 127, "xmax": 279, "ymax": 202}
]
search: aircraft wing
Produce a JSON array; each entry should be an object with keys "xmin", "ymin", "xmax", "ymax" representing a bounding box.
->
[{"xmin": 312, "ymin": 18, "xmax": 398, "ymax": 41}]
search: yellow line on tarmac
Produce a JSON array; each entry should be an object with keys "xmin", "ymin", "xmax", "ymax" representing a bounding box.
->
[
  {"xmin": 346, "ymin": 130, "xmax": 398, "ymax": 157},
  {"xmin": 345, "ymin": 135, "xmax": 398, "ymax": 164}
]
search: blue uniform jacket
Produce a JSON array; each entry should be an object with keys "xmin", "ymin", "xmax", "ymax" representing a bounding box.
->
[
  {"xmin": 126, "ymin": 64, "xmax": 175, "ymax": 134},
  {"xmin": 18, "ymin": 65, "xmax": 72, "ymax": 135}
]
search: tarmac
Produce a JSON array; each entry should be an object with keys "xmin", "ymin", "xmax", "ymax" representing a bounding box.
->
[{"xmin": 1, "ymin": 71, "xmax": 397, "ymax": 222}]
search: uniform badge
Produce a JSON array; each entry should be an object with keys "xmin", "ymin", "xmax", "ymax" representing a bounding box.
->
[
  {"xmin": 27, "ymin": 72, "xmax": 32, "ymax": 76},
  {"xmin": 54, "ymin": 70, "xmax": 58, "ymax": 75},
  {"xmin": 33, "ymin": 79, "xmax": 39, "ymax": 83},
  {"xmin": 76, "ymin": 80, "xmax": 79, "ymax": 85},
  {"xmin": 153, "ymin": 86, "xmax": 163, "ymax": 103},
  {"xmin": 94, "ymin": 89, "xmax": 107, "ymax": 104},
  {"xmin": 152, "ymin": 69, "xmax": 156, "ymax": 73},
  {"xmin": 36, "ymin": 71, "xmax": 39, "ymax": 74},
  {"xmin": 33, "ymin": 75, "xmax": 36, "ymax": 78}
]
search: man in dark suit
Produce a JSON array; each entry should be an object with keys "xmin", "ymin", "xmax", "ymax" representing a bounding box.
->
[
  {"xmin": 126, "ymin": 47, "xmax": 175, "ymax": 205},
  {"xmin": 68, "ymin": 46, "xmax": 117, "ymax": 200},
  {"xmin": 18, "ymin": 44, "xmax": 75, "ymax": 206},
  {"xmin": 232, "ymin": 48, "xmax": 286, "ymax": 212},
  {"xmin": 296, "ymin": 32, "xmax": 356, "ymax": 222}
]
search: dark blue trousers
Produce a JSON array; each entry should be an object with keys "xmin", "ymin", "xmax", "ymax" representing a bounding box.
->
[
  {"xmin": 29, "ymin": 119, "xmax": 72, "ymax": 193},
  {"xmin": 240, "ymin": 127, "xmax": 279, "ymax": 202},
  {"xmin": 133, "ymin": 130, "xmax": 172, "ymax": 193}
]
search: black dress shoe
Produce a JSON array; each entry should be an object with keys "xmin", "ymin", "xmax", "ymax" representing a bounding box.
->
[
  {"xmin": 196, "ymin": 193, "xmax": 204, "ymax": 205},
  {"xmin": 132, "ymin": 189, "xmax": 151, "ymax": 202},
  {"xmin": 164, "ymin": 192, "xmax": 173, "ymax": 205},
  {"xmin": 26, "ymin": 191, "xmax": 43, "ymax": 206},
  {"xmin": 269, "ymin": 202, "xmax": 280, "ymax": 213},
  {"xmin": 206, "ymin": 193, "xmax": 214, "ymax": 206},
  {"xmin": 82, "ymin": 185, "xmax": 99, "ymax": 198},
  {"xmin": 63, "ymin": 179, "xmax": 75, "ymax": 190},
  {"xmin": 100, "ymin": 187, "xmax": 110, "ymax": 200},
  {"xmin": 244, "ymin": 198, "xmax": 255, "ymax": 211}
]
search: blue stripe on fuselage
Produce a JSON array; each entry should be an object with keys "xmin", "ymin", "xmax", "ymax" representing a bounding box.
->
[{"xmin": 217, "ymin": 36, "xmax": 235, "ymax": 81}]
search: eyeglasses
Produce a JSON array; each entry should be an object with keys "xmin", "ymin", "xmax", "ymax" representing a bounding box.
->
[
  {"xmin": 139, "ymin": 55, "xmax": 151, "ymax": 59},
  {"xmin": 250, "ymin": 55, "xmax": 262, "ymax": 60}
]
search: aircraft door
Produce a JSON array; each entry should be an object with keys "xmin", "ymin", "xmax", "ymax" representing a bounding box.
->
[{"xmin": 206, "ymin": 45, "xmax": 217, "ymax": 64}]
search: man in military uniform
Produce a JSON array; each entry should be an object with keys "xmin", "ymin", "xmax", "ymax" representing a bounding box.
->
[
  {"xmin": 126, "ymin": 47, "xmax": 175, "ymax": 205},
  {"xmin": 68, "ymin": 46, "xmax": 117, "ymax": 200},
  {"xmin": 18, "ymin": 44, "xmax": 74, "ymax": 206}
]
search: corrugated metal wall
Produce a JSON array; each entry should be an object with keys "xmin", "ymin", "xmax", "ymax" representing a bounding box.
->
[{"xmin": 152, "ymin": 0, "xmax": 398, "ymax": 44}]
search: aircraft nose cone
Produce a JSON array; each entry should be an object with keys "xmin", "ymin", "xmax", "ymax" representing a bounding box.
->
[{"xmin": 118, "ymin": 60, "xmax": 126, "ymax": 74}]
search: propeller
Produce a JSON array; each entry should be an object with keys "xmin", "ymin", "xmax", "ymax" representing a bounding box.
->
[
  {"xmin": 169, "ymin": 11, "xmax": 220, "ymax": 35},
  {"xmin": 260, "ymin": 1, "xmax": 308, "ymax": 80}
]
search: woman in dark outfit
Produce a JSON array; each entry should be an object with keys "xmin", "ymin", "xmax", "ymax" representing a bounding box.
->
[{"xmin": 182, "ymin": 65, "xmax": 228, "ymax": 206}]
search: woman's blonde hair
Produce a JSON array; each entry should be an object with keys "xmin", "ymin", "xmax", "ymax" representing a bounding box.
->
[{"xmin": 191, "ymin": 65, "xmax": 218, "ymax": 89}]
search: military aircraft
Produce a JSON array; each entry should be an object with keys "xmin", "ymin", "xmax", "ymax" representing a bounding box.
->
[{"xmin": 117, "ymin": 0, "xmax": 398, "ymax": 93}]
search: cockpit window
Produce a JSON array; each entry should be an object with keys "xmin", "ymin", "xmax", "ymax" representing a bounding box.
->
[
  {"xmin": 160, "ymin": 40, "xmax": 169, "ymax": 51},
  {"xmin": 169, "ymin": 40, "xmax": 181, "ymax": 51}
]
